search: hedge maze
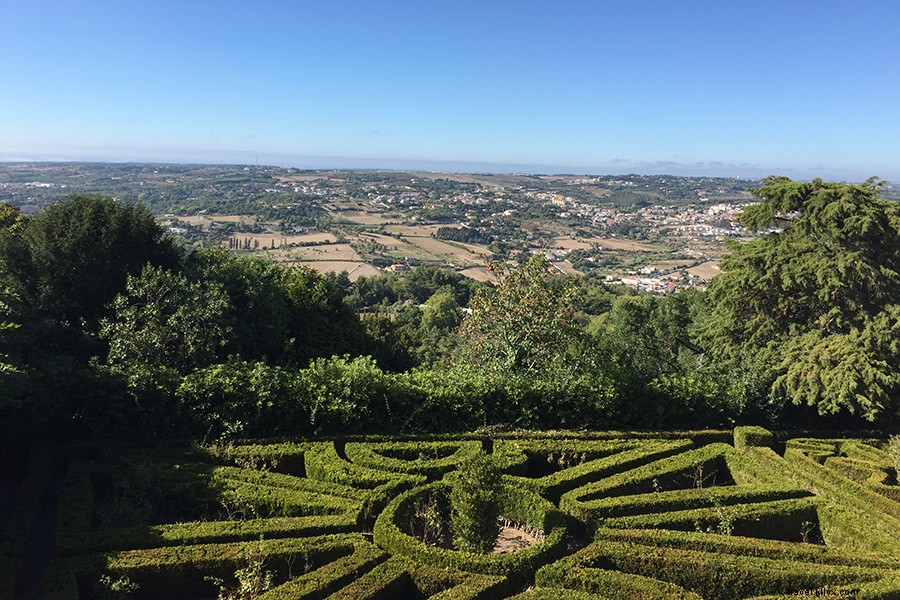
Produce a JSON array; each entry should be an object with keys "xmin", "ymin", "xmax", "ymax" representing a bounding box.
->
[{"xmin": 3, "ymin": 427, "xmax": 899, "ymax": 599}]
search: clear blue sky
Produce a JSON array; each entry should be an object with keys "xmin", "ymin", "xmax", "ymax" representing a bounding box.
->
[{"xmin": 2, "ymin": 1, "xmax": 899, "ymax": 181}]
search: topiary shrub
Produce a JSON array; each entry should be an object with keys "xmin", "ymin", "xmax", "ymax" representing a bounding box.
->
[
  {"xmin": 733, "ymin": 426, "xmax": 773, "ymax": 452},
  {"xmin": 448, "ymin": 451, "xmax": 503, "ymax": 553},
  {"xmin": 889, "ymin": 434, "xmax": 900, "ymax": 474}
]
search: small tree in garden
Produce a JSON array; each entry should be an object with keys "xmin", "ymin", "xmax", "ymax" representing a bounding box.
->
[
  {"xmin": 889, "ymin": 434, "xmax": 900, "ymax": 474},
  {"xmin": 449, "ymin": 450, "xmax": 503, "ymax": 553}
]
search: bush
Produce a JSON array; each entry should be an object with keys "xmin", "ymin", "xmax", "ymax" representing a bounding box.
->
[
  {"xmin": 889, "ymin": 434, "xmax": 900, "ymax": 472},
  {"xmin": 733, "ymin": 426, "xmax": 774, "ymax": 451},
  {"xmin": 449, "ymin": 452, "xmax": 503, "ymax": 553}
]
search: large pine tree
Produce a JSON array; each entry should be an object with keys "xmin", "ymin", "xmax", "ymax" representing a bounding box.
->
[{"xmin": 701, "ymin": 177, "xmax": 900, "ymax": 423}]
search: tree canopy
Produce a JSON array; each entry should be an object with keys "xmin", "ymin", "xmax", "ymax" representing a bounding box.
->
[
  {"xmin": 701, "ymin": 177, "xmax": 900, "ymax": 422},
  {"xmin": 0, "ymin": 194, "xmax": 178, "ymax": 327}
]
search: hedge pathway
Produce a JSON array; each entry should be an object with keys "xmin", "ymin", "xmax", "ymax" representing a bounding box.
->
[{"xmin": 2, "ymin": 428, "xmax": 898, "ymax": 599}]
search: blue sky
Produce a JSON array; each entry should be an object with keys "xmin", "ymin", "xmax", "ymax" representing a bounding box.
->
[{"xmin": 2, "ymin": 1, "xmax": 898, "ymax": 180}]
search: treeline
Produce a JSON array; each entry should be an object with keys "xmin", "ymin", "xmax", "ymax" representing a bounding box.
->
[{"xmin": 0, "ymin": 177, "xmax": 898, "ymax": 447}]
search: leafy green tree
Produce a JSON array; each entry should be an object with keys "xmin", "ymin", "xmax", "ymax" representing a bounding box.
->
[
  {"xmin": 102, "ymin": 265, "xmax": 231, "ymax": 374},
  {"xmin": 0, "ymin": 287, "xmax": 25, "ymax": 410},
  {"xmin": 176, "ymin": 360, "xmax": 303, "ymax": 440},
  {"xmin": 282, "ymin": 266, "xmax": 370, "ymax": 364},
  {"xmin": 0, "ymin": 194, "xmax": 179, "ymax": 327},
  {"xmin": 700, "ymin": 177, "xmax": 900, "ymax": 423},
  {"xmin": 455, "ymin": 255, "xmax": 583, "ymax": 376},
  {"xmin": 0, "ymin": 203, "xmax": 22, "ymax": 230},
  {"xmin": 186, "ymin": 249, "xmax": 292, "ymax": 363}
]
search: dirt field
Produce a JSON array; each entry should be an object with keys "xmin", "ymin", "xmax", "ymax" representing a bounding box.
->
[
  {"xmin": 383, "ymin": 224, "xmax": 453, "ymax": 236},
  {"xmin": 302, "ymin": 261, "xmax": 381, "ymax": 281},
  {"xmin": 404, "ymin": 236, "xmax": 484, "ymax": 264},
  {"xmin": 229, "ymin": 232, "xmax": 337, "ymax": 248},
  {"xmin": 553, "ymin": 261, "xmax": 582, "ymax": 276},
  {"xmin": 552, "ymin": 236, "xmax": 659, "ymax": 252},
  {"xmin": 269, "ymin": 243, "xmax": 362, "ymax": 262},
  {"xmin": 338, "ymin": 212, "xmax": 392, "ymax": 225},
  {"xmin": 687, "ymin": 260, "xmax": 722, "ymax": 280},
  {"xmin": 177, "ymin": 214, "xmax": 259, "ymax": 230},
  {"xmin": 358, "ymin": 232, "xmax": 407, "ymax": 248},
  {"xmin": 458, "ymin": 267, "xmax": 498, "ymax": 283}
]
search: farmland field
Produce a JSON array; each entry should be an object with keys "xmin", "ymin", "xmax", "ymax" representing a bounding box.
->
[{"xmin": 9, "ymin": 428, "xmax": 897, "ymax": 599}]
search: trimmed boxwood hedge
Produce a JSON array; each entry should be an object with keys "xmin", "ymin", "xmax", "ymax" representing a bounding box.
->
[
  {"xmin": 18, "ymin": 431, "xmax": 900, "ymax": 598},
  {"xmin": 736, "ymin": 445, "xmax": 900, "ymax": 558},
  {"xmin": 592, "ymin": 527, "xmax": 900, "ymax": 569},
  {"xmin": 733, "ymin": 426, "xmax": 774, "ymax": 452},
  {"xmin": 304, "ymin": 442, "xmax": 426, "ymax": 524},
  {"xmin": 496, "ymin": 439, "xmax": 694, "ymax": 502},
  {"xmin": 344, "ymin": 440, "xmax": 483, "ymax": 479},
  {"xmin": 259, "ymin": 538, "xmax": 387, "ymax": 599},
  {"xmin": 535, "ymin": 556, "xmax": 703, "ymax": 600},
  {"xmin": 53, "ymin": 458, "xmax": 370, "ymax": 556},
  {"xmin": 373, "ymin": 480, "xmax": 567, "ymax": 583},
  {"xmin": 43, "ymin": 533, "xmax": 371, "ymax": 600},
  {"xmin": 558, "ymin": 536, "xmax": 899, "ymax": 600},
  {"xmin": 507, "ymin": 589, "xmax": 610, "ymax": 600},
  {"xmin": 560, "ymin": 443, "xmax": 734, "ymax": 524}
]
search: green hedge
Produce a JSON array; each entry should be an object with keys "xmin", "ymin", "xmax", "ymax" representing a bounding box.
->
[
  {"xmin": 54, "ymin": 455, "xmax": 371, "ymax": 556},
  {"xmin": 204, "ymin": 442, "xmax": 310, "ymax": 476},
  {"xmin": 373, "ymin": 480, "xmax": 567, "ymax": 583},
  {"xmin": 536, "ymin": 554, "xmax": 703, "ymax": 600},
  {"xmin": 259, "ymin": 538, "xmax": 387, "ymax": 599},
  {"xmin": 735, "ymin": 446, "xmax": 900, "ymax": 557},
  {"xmin": 560, "ymin": 443, "xmax": 733, "ymax": 524},
  {"xmin": 304, "ymin": 441, "xmax": 426, "ymax": 524},
  {"xmin": 582, "ymin": 484, "xmax": 811, "ymax": 519},
  {"xmin": 592, "ymin": 528, "xmax": 900, "ymax": 569},
  {"xmin": 733, "ymin": 426, "xmax": 774, "ymax": 452},
  {"xmin": 344, "ymin": 440, "xmax": 483, "ymax": 479},
  {"xmin": 604, "ymin": 497, "xmax": 820, "ymax": 542},
  {"xmin": 507, "ymin": 588, "xmax": 609, "ymax": 600},
  {"xmin": 556, "ymin": 536, "xmax": 899, "ymax": 600},
  {"xmin": 839, "ymin": 440, "xmax": 892, "ymax": 467},
  {"xmin": 784, "ymin": 446, "xmax": 900, "ymax": 522},
  {"xmin": 43, "ymin": 533, "xmax": 370, "ymax": 600},
  {"xmin": 496, "ymin": 439, "xmax": 693, "ymax": 502}
]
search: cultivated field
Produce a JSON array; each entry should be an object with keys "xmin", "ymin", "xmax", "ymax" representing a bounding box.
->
[
  {"xmin": 303, "ymin": 261, "xmax": 381, "ymax": 281},
  {"xmin": 688, "ymin": 260, "xmax": 722, "ymax": 280},
  {"xmin": 229, "ymin": 232, "xmax": 337, "ymax": 248}
]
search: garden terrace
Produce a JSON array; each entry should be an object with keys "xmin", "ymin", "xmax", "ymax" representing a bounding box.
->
[{"xmin": 2, "ymin": 428, "xmax": 898, "ymax": 599}]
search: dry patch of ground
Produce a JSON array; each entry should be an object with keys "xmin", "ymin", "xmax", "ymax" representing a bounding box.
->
[
  {"xmin": 403, "ymin": 237, "xmax": 483, "ymax": 264},
  {"xmin": 300, "ymin": 261, "xmax": 381, "ymax": 281},
  {"xmin": 270, "ymin": 243, "xmax": 362, "ymax": 262},
  {"xmin": 338, "ymin": 212, "xmax": 392, "ymax": 225},
  {"xmin": 383, "ymin": 224, "xmax": 451, "ymax": 236},
  {"xmin": 459, "ymin": 267, "xmax": 498, "ymax": 283},
  {"xmin": 553, "ymin": 261, "xmax": 582, "ymax": 276},
  {"xmin": 358, "ymin": 232, "xmax": 407, "ymax": 248},
  {"xmin": 687, "ymin": 260, "xmax": 721, "ymax": 280},
  {"xmin": 228, "ymin": 232, "xmax": 337, "ymax": 248},
  {"xmin": 550, "ymin": 236, "xmax": 660, "ymax": 252}
]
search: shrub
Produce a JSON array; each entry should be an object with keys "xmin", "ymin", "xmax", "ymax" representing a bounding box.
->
[
  {"xmin": 733, "ymin": 426, "xmax": 773, "ymax": 451},
  {"xmin": 889, "ymin": 434, "xmax": 900, "ymax": 472},
  {"xmin": 449, "ymin": 451, "xmax": 503, "ymax": 553}
]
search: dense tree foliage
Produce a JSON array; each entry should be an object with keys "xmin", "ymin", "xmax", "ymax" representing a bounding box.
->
[
  {"xmin": 701, "ymin": 177, "xmax": 900, "ymax": 423},
  {"xmin": 0, "ymin": 194, "xmax": 178, "ymax": 327},
  {"xmin": 1, "ymin": 178, "xmax": 893, "ymax": 447},
  {"xmin": 456, "ymin": 256, "xmax": 583, "ymax": 376}
]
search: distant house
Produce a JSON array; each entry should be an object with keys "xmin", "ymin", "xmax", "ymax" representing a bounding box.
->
[{"xmin": 384, "ymin": 264, "xmax": 410, "ymax": 273}]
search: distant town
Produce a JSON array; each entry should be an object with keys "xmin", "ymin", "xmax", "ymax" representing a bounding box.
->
[{"xmin": 2, "ymin": 162, "xmax": 895, "ymax": 293}]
